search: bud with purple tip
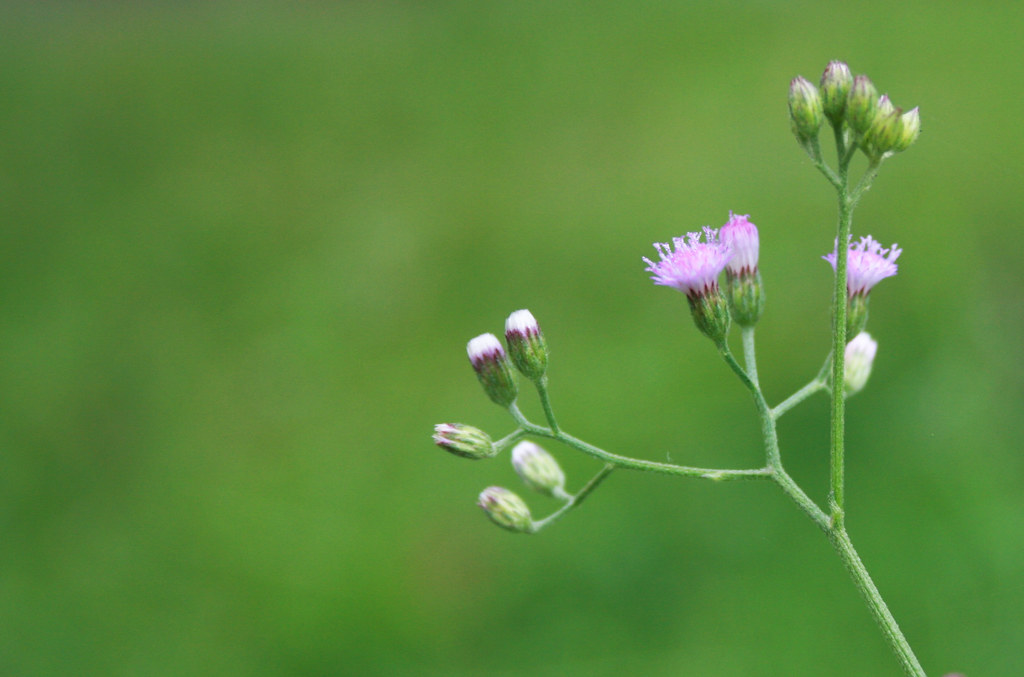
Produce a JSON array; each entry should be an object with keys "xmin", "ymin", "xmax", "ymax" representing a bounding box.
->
[
  {"xmin": 433, "ymin": 423, "xmax": 497, "ymax": 460},
  {"xmin": 720, "ymin": 212, "xmax": 764, "ymax": 327},
  {"xmin": 505, "ymin": 309, "xmax": 548, "ymax": 381},
  {"xmin": 864, "ymin": 95, "xmax": 903, "ymax": 157},
  {"xmin": 891, "ymin": 107, "xmax": 921, "ymax": 153},
  {"xmin": 789, "ymin": 76, "xmax": 824, "ymax": 144},
  {"xmin": 845, "ymin": 75, "xmax": 880, "ymax": 136},
  {"xmin": 467, "ymin": 333, "xmax": 518, "ymax": 407},
  {"xmin": 477, "ymin": 486, "xmax": 534, "ymax": 533},
  {"xmin": 820, "ymin": 61, "xmax": 853, "ymax": 125}
]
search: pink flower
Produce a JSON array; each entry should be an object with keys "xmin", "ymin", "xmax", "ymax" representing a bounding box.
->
[
  {"xmin": 720, "ymin": 212, "xmax": 760, "ymax": 275},
  {"xmin": 824, "ymin": 235, "xmax": 901, "ymax": 296},
  {"xmin": 643, "ymin": 227, "xmax": 732, "ymax": 299}
]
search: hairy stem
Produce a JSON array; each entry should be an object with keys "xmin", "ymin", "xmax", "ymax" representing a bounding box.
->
[
  {"xmin": 830, "ymin": 528, "xmax": 927, "ymax": 676},
  {"xmin": 531, "ymin": 464, "xmax": 615, "ymax": 531},
  {"xmin": 508, "ymin": 404, "xmax": 771, "ymax": 481}
]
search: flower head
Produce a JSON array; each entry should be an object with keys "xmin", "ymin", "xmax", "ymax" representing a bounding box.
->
[
  {"xmin": 720, "ymin": 212, "xmax": 760, "ymax": 275},
  {"xmin": 643, "ymin": 227, "xmax": 732, "ymax": 299},
  {"xmin": 824, "ymin": 235, "xmax": 902, "ymax": 297}
]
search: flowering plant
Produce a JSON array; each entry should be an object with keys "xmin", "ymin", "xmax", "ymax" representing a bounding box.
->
[{"xmin": 432, "ymin": 61, "xmax": 934, "ymax": 675}]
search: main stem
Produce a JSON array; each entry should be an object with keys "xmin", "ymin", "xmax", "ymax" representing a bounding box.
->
[
  {"xmin": 830, "ymin": 528, "xmax": 926, "ymax": 676},
  {"xmin": 830, "ymin": 178, "xmax": 852, "ymax": 528},
  {"xmin": 729, "ymin": 335, "xmax": 925, "ymax": 675},
  {"xmin": 823, "ymin": 135, "xmax": 923, "ymax": 675}
]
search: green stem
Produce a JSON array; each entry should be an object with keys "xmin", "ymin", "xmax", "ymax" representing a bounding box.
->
[
  {"xmin": 741, "ymin": 326, "xmax": 759, "ymax": 388},
  {"xmin": 830, "ymin": 166, "xmax": 853, "ymax": 528},
  {"xmin": 773, "ymin": 357, "xmax": 831, "ymax": 418},
  {"xmin": 772, "ymin": 379, "xmax": 825, "ymax": 419},
  {"xmin": 830, "ymin": 528, "xmax": 927, "ymax": 676},
  {"xmin": 808, "ymin": 136, "xmax": 842, "ymax": 188},
  {"xmin": 531, "ymin": 464, "xmax": 615, "ymax": 531},
  {"xmin": 850, "ymin": 158, "xmax": 884, "ymax": 206},
  {"xmin": 721, "ymin": 347, "xmax": 828, "ymax": 528},
  {"xmin": 494, "ymin": 428, "xmax": 529, "ymax": 450},
  {"xmin": 535, "ymin": 375, "xmax": 561, "ymax": 434},
  {"xmin": 507, "ymin": 404, "xmax": 771, "ymax": 481}
]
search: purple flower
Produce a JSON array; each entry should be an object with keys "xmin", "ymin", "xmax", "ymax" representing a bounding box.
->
[
  {"xmin": 643, "ymin": 227, "xmax": 732, "ymax": 299},
  {"xmin": 720, "ymin": 212, "xmax": 760, "ymax": 275},
  {"xmin": 824, "ymin": 235, "xmax": 902, "ymax": 297}
]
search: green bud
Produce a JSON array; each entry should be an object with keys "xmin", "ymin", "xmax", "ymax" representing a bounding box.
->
[
  {"xmin": 788, "ymin": 76, "xmax": 824, "ymax": 143},
  {"xmin": 477, "ymin": 486, "xmax": 534, "ymax": 533},
  {"xmin": 820, "ymin": 61, "xmax": 853, "ymax": 125},
  {"xmin": 843, "ymin": 332, "xmax": 878, "ymax": 396},
  {"xmin": 511, "ymin": 441, "xmax": 567, "ymax": 499},
  {"xmin": 847, "ymin": 294, "xmax": 869, "ymax": 337},
  {"xmin": 864, "ymin": 95, "xmax": 903, "ymax": 156},
  {"xmin": 504, "ymin": 309, "xmax": 548, "ymax": 381},
  {"xmin": 467, "ymin": 333, "xmax": 518, "ymax": 407},
  {"xmin": 725, "ymin": 269, "xmax": 764, "ymax": 328},
  {"xmin": 432, "ymin": 423, "xmax": 497, "ymax": 460},
  {"xmin": 845, "ymin": 75, "xmax": 879, "ymax": 136},
  {"xmin": 687, "ymin": 288, "xmax": 731, "ymax": 350},
  {"xmin": 890, "ymin": 107, "xmax": 921, "ymax": 152}
]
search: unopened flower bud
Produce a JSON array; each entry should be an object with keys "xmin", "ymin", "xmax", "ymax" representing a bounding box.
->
[
  {"xmin": 505, "ymin": 309, "xmax": 548, "ymax": 381},
  {"xmin": 467, "ymin": 333, "xmax": 518, "ymax": 407},
  {"xmin": 432, "ymin": 423, "xmax": 497, "ymax": 460},
  {"xmin": 844, "ymin": 332, "xmax": 878, "ymax": 395},
  {"xmin": 891, "ymin": 107, "xmax": 921, "ymax": 152},
  {"xmin": 720, "ymin": 212, "xmax": 764, "ymax": 327},
  {"xmin": 820, "ymin": 61, "xmax": 853, "ymax": 125},
  {"xmin": 864, "ymin": 95, "xmax": 903, "ymax": 156},
  {"xmin": 788, "ymin": 76, "xmax": 824, "ymax": 142},
  {"xmin": 845, "ymin": 75, "xmax": 879, "ymax": 136},
  {"xmin": 511, "ymin": 441, "xmax": 567, "ymax": 499},
  {"xmin": 477, "ymin": 486, "xmax": 534, "ymax": 533}
]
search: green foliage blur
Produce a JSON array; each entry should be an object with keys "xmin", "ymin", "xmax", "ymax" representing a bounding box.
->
[{"xmin": 2, "ymin": 2, "xmax": 1022, "ymax": 675}]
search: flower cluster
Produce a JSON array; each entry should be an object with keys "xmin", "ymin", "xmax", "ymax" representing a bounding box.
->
[
  {"xmin": 433, "ymin": 310, "xmax": 570, "ymax": 533},
  {"xmin": 644, "ymin": 214, "xmax": 766, "ymax": 343}
]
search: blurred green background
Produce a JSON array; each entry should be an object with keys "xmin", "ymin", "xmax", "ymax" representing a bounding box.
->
[{"xmin": 2, "ymin": 2, "xmax": 1022, "ymax": 675}]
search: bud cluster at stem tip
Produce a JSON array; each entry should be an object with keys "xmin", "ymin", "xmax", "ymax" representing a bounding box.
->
[{"xmin": 792, "ymin": 60, "xmax": 921, "ymax": 159}]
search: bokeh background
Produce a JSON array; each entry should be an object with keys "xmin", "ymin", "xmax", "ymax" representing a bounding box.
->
[{"xmin": 2, "ymin": 2, "xmax": 1022, "ymax": 675}]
